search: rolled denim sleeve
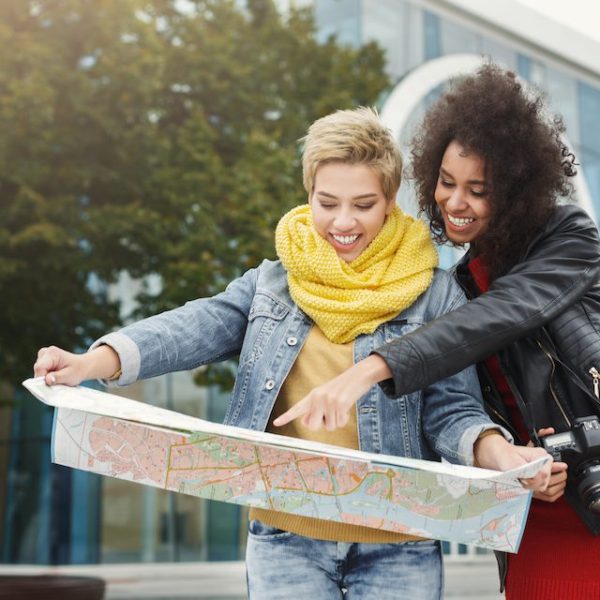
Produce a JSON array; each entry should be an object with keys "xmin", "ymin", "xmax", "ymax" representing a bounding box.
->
[
  {"xmin": 457, "ymin": 424, "xmax": 513, "ymax": 467},
  {"xmin": 90, "ymin": 332, "xmax": 141, "ymax": 386}
]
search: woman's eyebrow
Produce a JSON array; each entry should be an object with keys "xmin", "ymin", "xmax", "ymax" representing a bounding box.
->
[
  {"xmin": 315, "ymin": 191, "xmax": 379, "ymax": 200},
  {"xmin": 315, "ymin": 190, "xmax": 339, "ymax": 200}
]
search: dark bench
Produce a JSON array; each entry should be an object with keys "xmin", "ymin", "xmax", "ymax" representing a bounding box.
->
[{"xmin": 0, "ymin": 575, "xmax": 105, "ymax": 599}]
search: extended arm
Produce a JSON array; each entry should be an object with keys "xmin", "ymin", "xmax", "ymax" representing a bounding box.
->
[
  {"xmin": 376, "ymin": 205, "xmax": 600, "ymax": 396},
  {"xmin": 34, "ymin": 265, "xmax": 261, "ymax": 386}
]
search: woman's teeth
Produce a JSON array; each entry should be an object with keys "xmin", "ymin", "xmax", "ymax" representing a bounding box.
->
[
  {"xmin": 447, "ymin": 215, "xmax": 475, "ymax": 226},
  {"xmin": 332, "ymin": 234, "xmax": 359, "ymax": 245}
]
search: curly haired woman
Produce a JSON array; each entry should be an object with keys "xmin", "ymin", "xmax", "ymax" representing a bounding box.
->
[{"xmin": 276, "ymin": 64, "xmax": 600, "ymax": 598}]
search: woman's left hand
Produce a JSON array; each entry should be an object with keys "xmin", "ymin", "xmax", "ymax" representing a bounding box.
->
[{"xmin": 474, "ymin": 433, "xmax": 552, "ymax": 493}]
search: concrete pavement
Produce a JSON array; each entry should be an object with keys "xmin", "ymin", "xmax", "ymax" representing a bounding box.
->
[{"xmin": 0, "ymin": 557, "xmax": 503, "ymax": 599}]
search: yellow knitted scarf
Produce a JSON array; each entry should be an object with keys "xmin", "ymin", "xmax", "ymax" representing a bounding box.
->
[{"xmin": 275, "ymin": 204, "xmax": 438, "ymax": 343}]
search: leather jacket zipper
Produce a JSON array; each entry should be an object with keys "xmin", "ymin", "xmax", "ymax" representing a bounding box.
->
[
  {"xmin": 589, "ymin": 367, "xmax": 600, "ymax": 399},
  {"xmin": 485, "ymin": 401, "xmax": 518, "ymax": 439},
  {"xmin": 536, "ymin": 340, "xmax": 571, "ymax": 428}
]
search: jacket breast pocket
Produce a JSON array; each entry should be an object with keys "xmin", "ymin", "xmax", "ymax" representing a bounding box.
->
[{"xmin": 239, "ymin": 292, "xmax": 290, "ymax": 367}]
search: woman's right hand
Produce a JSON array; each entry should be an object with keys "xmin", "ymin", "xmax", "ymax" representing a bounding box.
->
[
  {"xmin": 531, "ymin": 427, "xmax": 568, "ymax": 503},
  {"xmin": 34, "ymin": 345, "xmax": 120, "ymax": 387},
  {"xmin": 272, "ymin": 354, "xmax": 392, "ymax": 431}
]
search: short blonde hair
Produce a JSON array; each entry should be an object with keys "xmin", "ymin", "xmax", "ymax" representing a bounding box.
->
[{"xmin": 301, "ymin": 107, "xmax": 402, "ymax": 201}]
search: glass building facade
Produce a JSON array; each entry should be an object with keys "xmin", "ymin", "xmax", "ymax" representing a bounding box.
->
[
  {"xmin": 3, "ymin": 0, "xmax": 600, "ymax": 567},
  {"xmin": 2, "ymin": 376, "xmax": 247, "ymax": 565}
]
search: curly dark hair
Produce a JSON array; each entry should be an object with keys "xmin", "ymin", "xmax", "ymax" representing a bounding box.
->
[{"xmin": 411, "ymin": 62, "xmax": 577, "ymax": 279}]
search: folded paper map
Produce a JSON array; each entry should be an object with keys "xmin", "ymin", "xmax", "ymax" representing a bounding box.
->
[{"xmin": 23, "ymin": 377, "xmax": 549, "ymax": 552}]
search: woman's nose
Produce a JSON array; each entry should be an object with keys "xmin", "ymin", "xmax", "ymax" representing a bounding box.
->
[
  {"xmin": 446, "ymin": 188, "xmax": 468, "ymax": 211},
  {"xmin": 333, "ymin": 210, "xmax": 356, "ymax": 231}
]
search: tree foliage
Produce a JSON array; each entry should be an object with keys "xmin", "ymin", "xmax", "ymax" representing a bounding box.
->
[{"xmin": 0, "ymin": 0, "xmax": 389, "ymax": 386}]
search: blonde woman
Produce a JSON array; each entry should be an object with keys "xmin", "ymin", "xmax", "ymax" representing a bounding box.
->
[{"xmin": 34, "ymin": 107, "xmax": 550, "ymax": 600}]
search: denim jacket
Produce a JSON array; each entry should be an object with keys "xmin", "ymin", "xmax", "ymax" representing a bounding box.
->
[{"xmin": 95, "ymin": 259, "xmax": 506, "ymax": 465}]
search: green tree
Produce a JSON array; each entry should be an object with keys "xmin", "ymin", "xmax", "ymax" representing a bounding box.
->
[{"xmin": 0, "ymin": 0, "xmax": 389, "ymax": 389}]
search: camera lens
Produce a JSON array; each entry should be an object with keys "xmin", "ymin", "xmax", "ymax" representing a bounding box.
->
[{"xmin": 577, "ymin": 462, "xmax": 600, "ymax": 515}]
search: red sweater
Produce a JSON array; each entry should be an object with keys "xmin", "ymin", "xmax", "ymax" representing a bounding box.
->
[{"xmin": 468, "ymin": 257, "xmax": 600, "ymax": 599}]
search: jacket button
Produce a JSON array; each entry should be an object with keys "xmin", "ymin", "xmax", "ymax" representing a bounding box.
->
[
  {"xmin": 287, "ymin": 337, "xmax": 298, "ymax": 346},
  {"xmin": 265, "ymin": 379, "xmax": 275, "ymax": 390}
]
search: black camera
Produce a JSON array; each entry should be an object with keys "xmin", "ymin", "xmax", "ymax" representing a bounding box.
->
[{"xmin": 541, "ymin": 416, "xmax": 600, "ymax": 515}]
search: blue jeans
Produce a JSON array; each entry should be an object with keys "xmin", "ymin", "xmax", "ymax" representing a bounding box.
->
[{"xmin": 245, "ymin": 520, "xmax": 443, "ymax": 599}]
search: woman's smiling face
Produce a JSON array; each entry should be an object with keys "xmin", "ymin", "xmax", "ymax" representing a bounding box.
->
[
  {"xmin": 434, "ymin": 140, "xmax": 492, "ymax": 246},
  {"xmin": 309, "ymin": 162, "xmax": 393, "ymax": 262}
]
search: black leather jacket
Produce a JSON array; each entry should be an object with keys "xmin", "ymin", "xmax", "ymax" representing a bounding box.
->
[
  {"xmin": 376, "ymin": 204, "xmax": 600, "ymax": 401},
  {"xmin": 374, "ymin": 204, "xmax": 600, "ymax": 587}
]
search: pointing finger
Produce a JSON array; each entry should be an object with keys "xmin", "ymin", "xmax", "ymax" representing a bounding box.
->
[{"xmin": 272, "ymin": 400, "xmax": 309, "ymax": 427}]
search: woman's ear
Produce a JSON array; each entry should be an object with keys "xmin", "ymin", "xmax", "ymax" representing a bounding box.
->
[{"xmin": 385, "ymin": 198, "xmax": 396, "ymax": 215}]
